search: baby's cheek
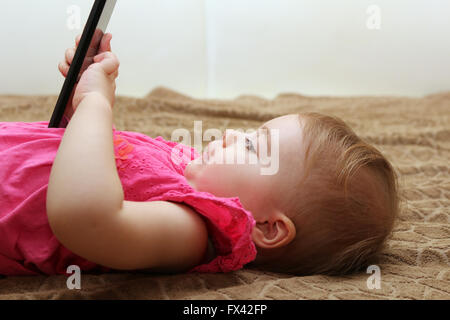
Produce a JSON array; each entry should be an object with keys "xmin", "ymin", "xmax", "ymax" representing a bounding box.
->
[{"xmin": 207, "ymin": 165, "xmax": 240, "ymax": 194}]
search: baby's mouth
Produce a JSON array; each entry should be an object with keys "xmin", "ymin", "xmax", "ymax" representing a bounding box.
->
[
  {"xmin": 203, "ymin": 150, "xmax": 209, "ymax": 161},
  {"xmin": 202, "ymin": 145, "xmax": 210, "ymax": 162}
]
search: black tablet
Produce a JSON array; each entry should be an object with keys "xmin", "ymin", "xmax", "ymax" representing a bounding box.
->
[{"xmin": 49, "ymin": 0, "xmax": 117, "ymax": 128}]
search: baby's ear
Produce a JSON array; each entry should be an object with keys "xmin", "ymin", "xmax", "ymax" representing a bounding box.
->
[{"xmin": 251, "ymin": 214, "xmax": 296, "ymax": 249}]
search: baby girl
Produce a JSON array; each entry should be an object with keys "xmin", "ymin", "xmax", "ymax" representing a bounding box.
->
[{"xmin": 0, "ymin": 33, "xmax": 399, "ymax": 276}]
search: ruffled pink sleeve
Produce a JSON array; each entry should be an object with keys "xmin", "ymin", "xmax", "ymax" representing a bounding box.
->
[
  {"xmin": 147, "ymin": 138, "xmax": 257, "ymax": 273},
  {"xmin": 154, "ymin": 189, "xmax": 257, "ymax": 273},
  {"xmin": 112, "ymin": 129, "xmax": 258, "ymax": 273}
]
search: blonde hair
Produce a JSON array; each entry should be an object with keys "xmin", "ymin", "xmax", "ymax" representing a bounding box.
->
[{"xmin": 251, "ymin": 112, "xmax": 399, "ymax": 275}]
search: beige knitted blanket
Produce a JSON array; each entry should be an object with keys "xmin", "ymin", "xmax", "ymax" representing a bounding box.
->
[{"xmin": 0, "ymin": 87, "xmax": 448, "ymax": 299}]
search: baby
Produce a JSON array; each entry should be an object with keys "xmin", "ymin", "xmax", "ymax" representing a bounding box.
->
[
  {"xmin": 184, "ymin": 112, "xmax": 400, "ymax": 275},
  {"xmin": 0, "ymin": 33, "xmax": 399, "ymax": 276}
]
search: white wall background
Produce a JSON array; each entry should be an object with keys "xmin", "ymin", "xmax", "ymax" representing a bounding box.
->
[{"xmin": 0, "ymin": 0, "xmax": 449, "ymax": 100}]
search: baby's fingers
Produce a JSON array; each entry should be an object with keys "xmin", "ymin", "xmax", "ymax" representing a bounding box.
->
[
  {"xmin": 93, "ymin": 51, "xmax": 120, "ymax": 75},
  {"xmin": 111, "ymin": 69, "xmax": 119, "ymax": 80},
  {"xmin": 65, "ymin": 47, "xmax": 76, "ymax": 65},
  {"xmin": 75, "ymin": 34, "xmax": 81, "ymax": 47},
  {"xmin": 58, "ymin": 60, "xmax": 70, "ymax": 77},
  {"xmin": 98, "ymin": 33, "xmax": 112, "ymax": 54}
]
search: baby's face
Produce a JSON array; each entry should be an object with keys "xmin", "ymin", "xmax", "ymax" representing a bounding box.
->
[{"xmin": 184, "ymin": 114, "xmax": 306, "ymax": 219}]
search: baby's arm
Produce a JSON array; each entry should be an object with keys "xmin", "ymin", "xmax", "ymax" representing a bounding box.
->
[
  {"xmin": 46, "ymin": 92, "xmax": 123, "ymax": 216},
  {"xmin": 48, "ymin": 33, "xmax": 121, "ymax": 216},
  {"xmin": 46, "ymin": 98, "xmax": 208, "ymax": 270},
  {"xmin": 47, "ymin": 35, "xmax": 209, "ymax": 271}
]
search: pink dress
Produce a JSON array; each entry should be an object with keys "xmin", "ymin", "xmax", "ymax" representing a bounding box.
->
[{"xmin": 0, "ymin": 121, "xmax": 257, "ymax": 276}]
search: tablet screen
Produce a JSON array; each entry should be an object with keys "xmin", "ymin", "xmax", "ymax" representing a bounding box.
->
[{"xmin": 49, "ymin": 0, "xmax": 117, "ymax": 128}]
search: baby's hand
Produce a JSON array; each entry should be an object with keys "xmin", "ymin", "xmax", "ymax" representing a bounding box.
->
[{"xmin": 58, "ymin": 31, "xmax": 119, "ymax": 114}]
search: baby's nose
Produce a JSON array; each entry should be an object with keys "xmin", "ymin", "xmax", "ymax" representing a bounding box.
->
[
  {"xmin": 222, "ymin": 129, "xmax": 238, "ymax": 148},
  {"xmin": 222, "ymin": 129, "xmax": 242, "ymax": 148}
]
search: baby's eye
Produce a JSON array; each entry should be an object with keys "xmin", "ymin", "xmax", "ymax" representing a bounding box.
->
[{"xmin": 245, "ymin": 137, "xmax": 256, "ymax": 153}]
